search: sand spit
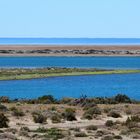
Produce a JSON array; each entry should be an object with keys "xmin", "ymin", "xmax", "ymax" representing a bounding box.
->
[{"xmin": 0, "ymin": 45, "xmax": 140, "ymax": 56}]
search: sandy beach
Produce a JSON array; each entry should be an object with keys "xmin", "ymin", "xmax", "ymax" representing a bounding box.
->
[{"xmin": 0, "ymin": 45, "xmax": 140, "ymax": 50}]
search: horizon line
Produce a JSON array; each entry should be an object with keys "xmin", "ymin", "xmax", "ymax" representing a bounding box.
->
[{"xmin": 1, "ymin": 38, "xmax": 140, "ymax": 39}]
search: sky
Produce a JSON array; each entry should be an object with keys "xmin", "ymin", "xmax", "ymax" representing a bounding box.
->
[{"xmin": 0, "ymin": 0, "xmax": 140, "ymax": 38}]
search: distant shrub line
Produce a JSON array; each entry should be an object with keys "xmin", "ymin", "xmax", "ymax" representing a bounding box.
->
[{"xmin": 0, "ymin": 94, "xmax": 139, "ymax": 105}]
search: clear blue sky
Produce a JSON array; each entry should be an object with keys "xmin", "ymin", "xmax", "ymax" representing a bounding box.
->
[{"xmin": 0, "ymin": 0, "xmax": 140, "ymax": 38}]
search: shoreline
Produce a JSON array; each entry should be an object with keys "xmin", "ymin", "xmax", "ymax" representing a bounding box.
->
[
  {"xmin": 0, "ymin": 45, "xmax": 140, "ymax": 56},
  {"xmin": 1, "ymin": 44, "xmax": 140, "ymax": 49},
  {"xmin": 0, "ymin": 54, "xmax": 140, "ymax": 57}
]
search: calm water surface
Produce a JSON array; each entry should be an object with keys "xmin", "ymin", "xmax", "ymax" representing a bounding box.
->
[
  {"xmin": 0, "ymin": 73, "xmax": 140, "ymax": 99},
  {"xmin": 1, "ymin": 38, "xmax": 140, "ymax": 45},
  {"xmin": 0, "ymin": 56, "xmax": 140, "ymax": 69},
  {"xmin": 0, "ymin": 56, "xmax": 140, "ymax": 99}
]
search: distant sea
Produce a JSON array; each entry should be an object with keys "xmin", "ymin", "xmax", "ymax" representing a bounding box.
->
[{"xmin": 0, "ymin": 38, "xmax": 140, "ymax": 45}]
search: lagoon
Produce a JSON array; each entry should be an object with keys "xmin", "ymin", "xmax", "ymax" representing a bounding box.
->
[
  {"xmin": 0, "ymin": 56, "xmax": 140, "ymax": 99},
  {"xmin": 0, "ymin": 56, "xmax": 140, "ymax": 69},
  {"xmin": 0, "ymin": 73, "xmax": 140, "ymax": 100}
]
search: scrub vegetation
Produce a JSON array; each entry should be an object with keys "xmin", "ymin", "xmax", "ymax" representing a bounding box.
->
[
  {"xmin": 0, "ymin": 94, "xmax": 140, "ymax": 140},
  {"xmin": 0, "ymin": 67, "xmax": 140, "ymax": 80}
]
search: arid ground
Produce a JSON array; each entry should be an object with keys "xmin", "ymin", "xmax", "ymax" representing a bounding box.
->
[
  {"xmin": 0, "ymin": 103, "xmax": 140, "ymax": 140},
  {"xmin": 0, "ymin": 95, "xmax": 140, "ymax": 140}
]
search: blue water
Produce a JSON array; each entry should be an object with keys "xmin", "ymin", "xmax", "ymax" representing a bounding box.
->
[
  {"xmin": 1, "ymin": 38, "xmax": 140, "ymax": 45},
  {"xmin": 0, "ymin": 73, "xmax": 140, "ymax": 99},
  {"xmin": 0, "ymin": 56, "xmax": 140, "ymax": 69},
  {"xmin": 0, "ymin": 56, "xmax": 140, "ymax": 99}
]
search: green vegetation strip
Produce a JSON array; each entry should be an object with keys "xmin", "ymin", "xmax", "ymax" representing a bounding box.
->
[{"xmin": 0, "ymin": 68, "xmax": 140, "ymax": 80}]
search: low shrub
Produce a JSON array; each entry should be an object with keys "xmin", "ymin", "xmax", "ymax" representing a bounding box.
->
[
  {"xmin": 104, "ymin": 107, "xmax": 111, "ymax": 113},
  {"xmin": 60, "ymin": 98, "xmax": 74, "ymax": 104},
  {"xmin": 69, "ymin": 127, "xmax": 80, "ymax": 132},
  {"xmin": 0, "ymin": 113, "xmax": 9, "ymax": 128},
  {"xmin": 0, "ymin": 104, "xmax": 8, "ymax": 112},
  {"xmin": 86, "ymin": 125, "xmax": 98, "ymax": 131},
  {"xmin": 11, "ymin": 108, "xmax": 25, "ymax": 117},
  {"xmin": 101, "ymin": 135, "xmax": 113, "ymax": 140},
  {"xmin": 20, "ymin": 127, "xmax": 30, "ymax": 132},
  {"xmin": 114, "ymin": 135, "xmax": 123, "ymax": 139},
  {"xmin": 34, "ymin": 127, "xmax": 47, "ymax": 133},
  {"xmin": 125, "ymin": 115, "xmax": 140, "ymax": 128},
  {"xmin": 126, "ymin": 115, "xmax": 140, "ymax": 123},
  {"xmin": 32, "ymin": 112, "xmax": 47, "ymax": 124},
  {"xmin": 0, "ymin": 96, "xmax": 10, "ymax": 103},
  {"xmin": 19, "ymin": 131, "xmax": 29, "ymax": 137},
  {"xmin": 62, "ymin": 108, "xmax": 77, "ymax": 121},
  {"xmin": 44, "ymin": 128, "xmax": 65, "ymax": 139},
  {"xmin": 132, "ymin": 135, "xmax": 140, "ymax": 139},
  {"xmin": 126, "ymin": 121, "xmax": 138, "ymax": 129},
  {"xmin": 51, "ymin": 114, "xmax": 61, "ymax": 123},
  {"xmin": 37, "ymin": 95, "xmax": 57, "ymax": 104},
  {"xmin": 125, "ymin": 108, "xmax": 132, "ymax": 115},
  {"xmin": 82, "ymin": 106, "xmax": 101, "ymax": 120},
  {"xmin": 114, "ymin": 94, "xmax": 131, "ymax": 103},
  {"xmin": 120, "ymin": 129, "xmax": 129, "ymax": 135},
  {"xmin": 75, "ymin": 132, "xmax": 87, "ymax": 137},
  {"xmin": 48, "ymin": 106, "xmax": 57, "ymax": 111},
  {"xmin": 95, "ymin": 130, "xmax": 112, "ymax": 137},
  {"xmin": 0, "ymin": 133, "xmax": 17, "ymax": 139},
  {"xmin": 83, "ymin": 102, "xmax": 97, "ymax": 110},
  {"xmin": 108, "ymin": 111, "xmax": 121, "ymax": 118},
  {"xmin": 82, "ymin": 113, "xmax": 93, "ymax": 120},
  {"xmin": 10, "ymin": 107, "xmax": 17, "ymax": 111},
  {"xmin": 105, "ymin": 120, "xmax": 114, "ymax": 127},
  {"xmin": 83, "ymin": 106, "xmax": 101, "ymax": 116}
]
